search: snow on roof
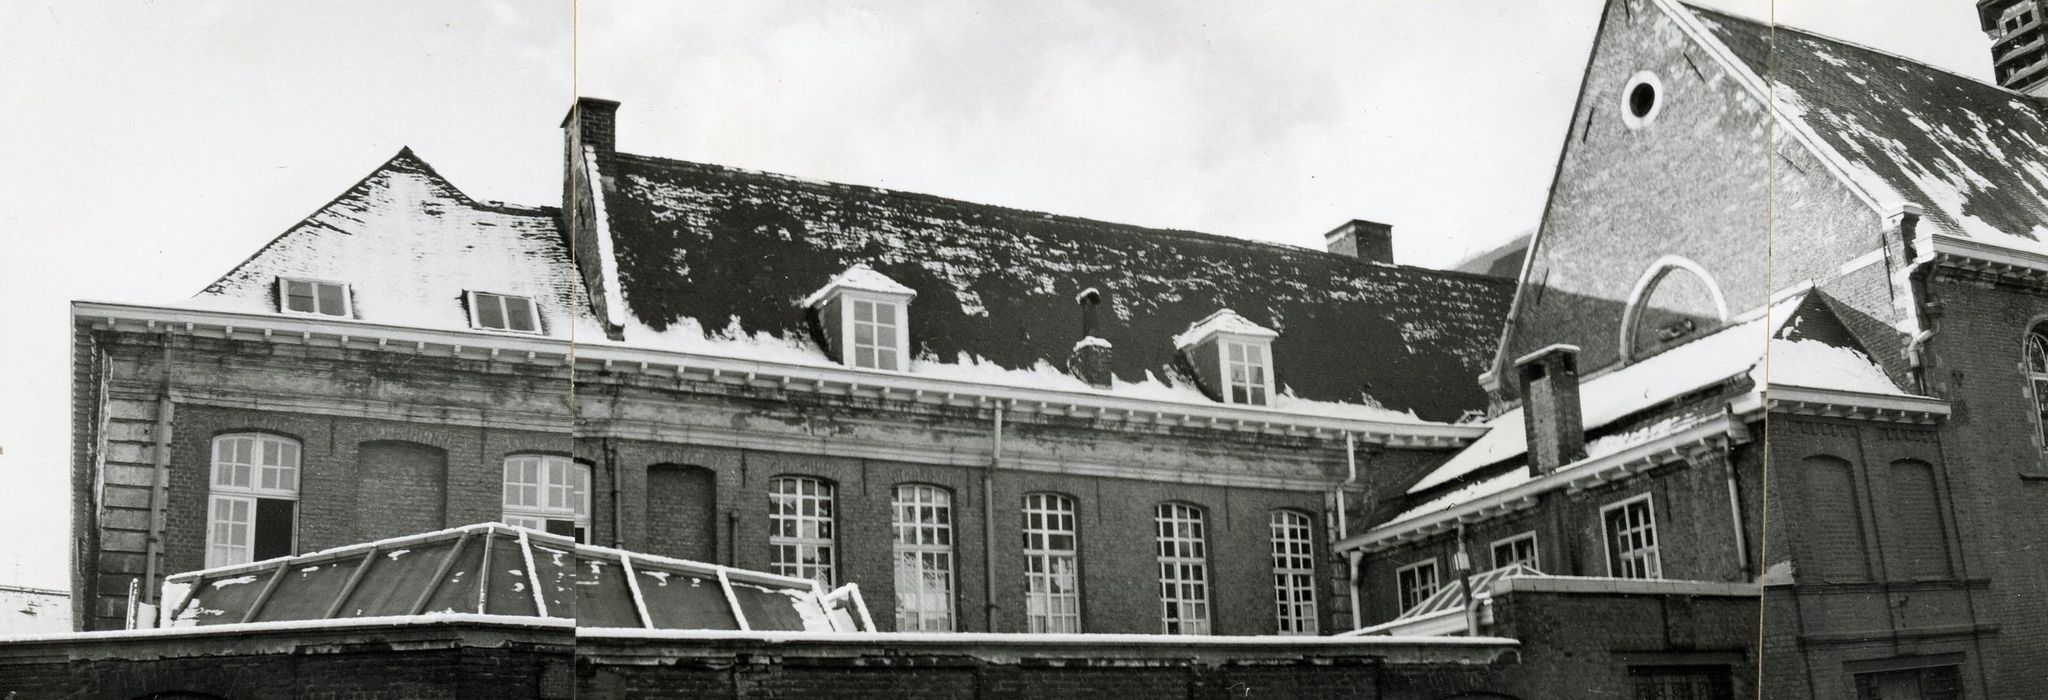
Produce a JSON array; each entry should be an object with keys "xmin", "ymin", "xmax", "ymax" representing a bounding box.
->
[
  {"xmin": 1766, "ymin": 337, "xmax": 1906, "ymax": 395},
  {"xmin": 1689, "ymin": 4, "xmax": 2048, "ymax": 259},
  {"xmin": 1406, "ymin": 297, "xmax": 1794, "ymax": 495},
  {"xmin": 800, "ymin": 264, "xmax": 917, "ymax": 307},
  {"xmin": 1170, "ymin": 309, "xmax": 1279, "ymax": 349},
  {"xmin": 184, "ymin": 149, "xmax": 603, "ymax": 340}
]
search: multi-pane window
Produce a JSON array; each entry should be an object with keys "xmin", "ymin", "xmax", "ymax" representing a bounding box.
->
[
  {"xmin": 278, "ymin": 278, "xmax": 350, "ymax": 317},
  {"xmin": 1853, "ymin": 664, "xmax": 1961, "ymax": 700},
  {"xmin": 468, "ymin": 291, "xmax": 539, "ymax": 333},
  {"xmin": 1604, "ymin": 495, "xmax": 1662, "ymax": 579},
  {"xmin": 892, "ymin": 484, "xmax": 954, "ymax": 631},
  {"xmin": 1491, "ymin": 532, "xmax": 1539, "ymax": 570},
  {"xmin": 849, "ymin": 298, "xmax": 904, "ymax": 370},
  {"xmin": 1223, "ymin": 339, "xmax": 1271, "ymax": 405},
  {"xmin": 1269, "ymin": 510, "xmax": 1318, "ymax": 635},
  {"xmin": 1631, "ymin": 665, "xmax": 1735, "ymax": 700},
  {"xmin": 502, "ymin": 455, "xmax": 590, "ymax": 543},
  {"xmin": 207, "ymin": 434, "xmax": 301, "ymax": 568},
  {"xmin": 1155, "ymin": 503, "xmax": 1211, "ymax": 634},
  {"xmin": 1396, "ymin": 559, "xmax": 1439, "ymax": 613},
  {"xmin": 770, "ymin": 476, "xmax": 836, "ymax": 586},
  {"xmin": 2027, "ymin": 326, "xmax": 2048, "ymax": 451},
  {"xmin": 1022, "ymin": 493, "xmax": 1081, "ymax": 633}
]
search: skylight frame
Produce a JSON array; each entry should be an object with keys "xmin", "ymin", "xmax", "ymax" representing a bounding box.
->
[
  {"xmin": 276, "ymin": 276, "xmax": 353, "ymax": 319},
  {"xmin": 466, "ymin": 290, "xmax": 543, "ymax": 334}
]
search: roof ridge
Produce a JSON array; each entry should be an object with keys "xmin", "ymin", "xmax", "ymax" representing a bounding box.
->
[
  {"xmin": 610, "ymin": 151, "xmax": 1510, "ymax": 287},
  {"xmin": 1684, "ymin": 2, "xmax": 2033, "ymax": 102}
]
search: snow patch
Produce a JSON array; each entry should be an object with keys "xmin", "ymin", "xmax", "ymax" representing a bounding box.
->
[
  {"xmin": 1766, "ymin": 338, "xmax": 1903, "ymax": 394},
  {"xmin": 1171, "ymin": 309, "xmax": 1278, "ymax": 349},
  {"xmin": 799, "ymin": 264, "xmax": 916, "ymax": 307},
  {"xmin": 210, "ymin": 575, "xmax": 259, "ymax": 589}
]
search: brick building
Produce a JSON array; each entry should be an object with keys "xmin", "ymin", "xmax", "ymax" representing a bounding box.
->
[{"xmin": 69, "ymin": 89, "xmax": 1521, "ymax": 643}]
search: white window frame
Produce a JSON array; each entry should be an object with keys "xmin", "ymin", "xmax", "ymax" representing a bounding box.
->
[
  {"xmin": 207, "ymin": 433, "xmax": 301, "ymax": 568},
  {"xmin": 770, "ymin": 476, "xmax": 837, "ymax": 587},
  {"xmin": 1602, "ymin": 494, "xmax": 1663, "ymax": 580},
  {"xmin": 891, "ymin": 484, "xmax": 955, "ymax": 632},
  {"xmin": 1490, "ymin": 531, "xmax": 1540, "ymax": 570},
  {"xmin": 1154, "ymin": 503, "xmax": 1211, "ymax": 635},
  {"xmin": 1269, "ymin": 510, "xmax": 1318, "ymax": 635},
  {"xmin": 1219, "ymin": 336, "xmax": 1275, "ymax": 406},
  {"xmin": 501, "ymin": 455, "xmax": 591, "ymax": 543},
  {"xmin": 2026, "ymin": 326, "xmax": 2048, "ymax": 454},
  {"xmin": 466, "ymin": 290, "xmax": 541, "ymax": 333},
  {"xmin": 276, "ymin": 277, "xmax": 352, "ymax": 318},
  {"xmin": 1022, "ymin": 493, "xmax": 1082, "ymax": 633},
  {"xmin": 1395, "ymin": 558, "xmax": 1440, "ymax": 613},
  {"xmin": 840, "ymin": 292, "xmax": 910, "ymax": 371}
]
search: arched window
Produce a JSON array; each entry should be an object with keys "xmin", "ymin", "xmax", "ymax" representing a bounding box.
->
[
  {"xmin": 1269, "ymin": 510, "xmax": 1318, "ymax": 635},
  {"xmin": 207, "ymin": 433, "xmax": 301, "ymax": 568},
  {"xmin": 2027, "ymin": 325, "xmax": 2048, "ymax": 450},
  {"xmin": 1022, "ymin": 493, "xmax": 1081, "ymax": 633},
  {"xmin": 1155, "ymin": 502, "xmax": 1211, "ymax": 635},
  {"xmin": 1620, "ymin": 257, "xmax": 1729, "ymax": 362},
  {"xmin": 1801, "ymin": 455, "xmax": 1870, "ymax": 582},
  {"xmin": 769, "ymin": 476, "xmax": 836, "ymax": 586},
  {"xmin": 502, "ymin": 455, "xmax": 590, "ymax": 543},
  {"xmin": 891, "ymin": 484, "xmax": 954, "ymax": 631}
]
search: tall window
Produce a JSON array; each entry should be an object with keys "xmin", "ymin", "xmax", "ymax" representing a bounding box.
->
[
  {"xmin": 1223, "ymin": 339, "xmax": 1271, "ymax": 405},
  {"xmin": 892, "ymin": 484, "xmax": 954, "ymax": 631},
  {"xmin": 468, "ymin": 291, "xmax": 539, "ymax": 333},
  {"xmin": 1632, "ymin": 665, "xmax": 1734, "ymax": 700},
  {"xmin": 1396, "ymin": 559, "xmax": 1439, "ymax": 613},
  {"xmin": 1603, "ymin": 495, "xmax": 1662, "ymax": 579},
  {"xmin": 2027, "ymin": 326, "xmax": 2048, "ymax": 451},
  {"xmin": 1022, "ymin": 493, "xmax": 1081, "ymax": 633},
  {"xmin": 1269, "ymin": 510, "xmax": 1318, "ymax": 635},
  {"xmin": 1883, "ymin": 460, "xmax": 1953, "ymax": 580},
  {"xmin": 278, "ymin": 277, "xmax": 350, "ymax": 317},
  {"xmin": 1854, "ymin": 664, "xmax": 1961, "ymax": 700},
  {"xmin": 850, "ymin": 298, "xmax": 903, "ymax": 370},
  {"xmin": 770, "ymin": 476, "xmax": 836, "ymax": 586},
  {"xmin": 1491, "ymin": 532, "xmax": 1539, "ymax": 569},
  {"xmin": 502, "ymin": 455, "xmax": 590, "ymax": 543},
  {"xmin": 1155, "ymin": 503, "xmax": 1211, "ymax": 634},
  {"xmin": 207, "ymin": 434, "xmax": 301, "ymax": 568}
]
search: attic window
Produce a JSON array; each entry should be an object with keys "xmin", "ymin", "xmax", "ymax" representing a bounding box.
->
[
  {"xmin": 1621, "ymin": 71, "xmax": 1663, "ymax": 129},
  {"xmin": 1173, "ymin": 309, "xmax": 1279, "ymax": 406},
  {"xmin": 804, "ymin": 264, "xmax": 916, "ymax": 371},
  {"xmin": 468, "ymin": 291, "xmax": 540, "ymax": 333},
  {"xmin": 278, "ymin": 278, "xmax": 350, "ymax": 317}
]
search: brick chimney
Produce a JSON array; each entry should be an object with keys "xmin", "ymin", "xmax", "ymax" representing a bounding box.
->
[
  {"xmin": 1515, "ymin": 344, "xmax": 1586, "ymax": 474},
  {"xmin": 1323, "ymin": 220, "xmax": 1394, "ymax": 264},
  {"xmin": 563, "ymin": 97, "xmax": 626, "ymax": 339},
  {"xmin": 1068, "ymin": 288, "xmax": 1114, "ymax": 388}
]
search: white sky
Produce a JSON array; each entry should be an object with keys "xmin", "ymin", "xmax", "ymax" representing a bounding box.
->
[{"xmin": 0, "ymin": 0, "xmax": 1996, "ymax": 594}]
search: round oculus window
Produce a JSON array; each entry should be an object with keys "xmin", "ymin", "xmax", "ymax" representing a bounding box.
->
[{"xmin": 1621, "ymin": 71, "xmax": 1663, "ymax": 129}]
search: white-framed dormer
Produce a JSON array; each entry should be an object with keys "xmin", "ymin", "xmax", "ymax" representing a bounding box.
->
[
  {"xmin": 466, "ymin": 290, "xmax": 542, "ymax": 334},
  {"xmin": 1172, "ymin": 309, "xmax": 1278, "ymax": 406},
  {"xmin": 277, "ymin": 276, "xmax": 353, "ymax": 318},
  {"xmin": 804, "ymin": 264, "xmax": 916, "ymax": 371}
]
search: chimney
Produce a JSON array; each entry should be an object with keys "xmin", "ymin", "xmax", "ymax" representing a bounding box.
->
[
  {"xmin": 1515, "ymin": 344, "xmax": 1586, "ymax": 474},
  {"xmin": 1068, "ymin": 288, "xmax": 1114, "ymax": 388},
  {"xmin": 1323, "ymin": 220, "xmax": 1394, "ymax": 264},
  {"xmin": 562, "ymin": 97, "xmax": 627, "ymax": 339}
]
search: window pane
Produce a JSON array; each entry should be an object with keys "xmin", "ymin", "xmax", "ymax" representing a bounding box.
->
[
  {"xmin": 285, "ymin": 281, "xmax": 315, "ymax": 312},
  {"xmin": 505, "ymin": 296, "xmax": 536, "ymax": 331},
  {"xmin": 477, "ymin": 294, "xmax": 506, "ymax": 328},
  {"xmin": 315, "ymin": 283, "xmax": 345, "ymax": 315}
]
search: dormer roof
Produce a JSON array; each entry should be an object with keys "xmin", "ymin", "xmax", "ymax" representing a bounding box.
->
[
  {"xmin": 801, "ymin": 264, "xmax": 917, "ymax": 307},
  {"xmin": 1171, "ymin": 309, "xmax": 1278, "ymax": 349}
]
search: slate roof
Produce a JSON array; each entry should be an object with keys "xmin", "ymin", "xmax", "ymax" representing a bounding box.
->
[
  {"xmin": 600, "ymin": 154, "xmax": 1517, "ymax": 422},
  {"xmin": 1690, "ymin": 4, "xmax": 2048, "ymax": 258}
]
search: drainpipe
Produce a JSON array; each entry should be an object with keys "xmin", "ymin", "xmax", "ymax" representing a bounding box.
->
[
  {"xmin": 606, "ymin": 437, "xmax": 623, "ymax": 548},
  {"xmin": 983, "ymin": 402, "xmax": 1005, "ymax": 632},
  {"xmin": 142, "ymin": 339, "xmax": 176, "ymax": 614},
  {"xmin": 1342, "ymin": 431, "xmax": 1361, "ymax": 631},
  {"xmin": 1722, "ymin": 425, "xmax": 1753, "ymax": 580}
]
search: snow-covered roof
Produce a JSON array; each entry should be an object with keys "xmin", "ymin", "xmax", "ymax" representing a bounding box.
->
[
  {"xmin": 800, "ymin": 264, "xmax": 917, "ymax": 307},
  {"xmin": 1170, "ymin": 308, "xmax": 1279, "ymax": 349},
  {"xmin": 1766, "ymin": 337, "xmax": 1905, "ymax": 395},
  {"xmin": 185, "ymin": 149, "xmax": 600, "ymax": 340},
  {"xmin": 1689, "ymin": 4, "xmax": 2048, "ymax": 260},
  {"xmin": 1406, "ymin": 298, "xmax": 1792, "ymax": 495}
]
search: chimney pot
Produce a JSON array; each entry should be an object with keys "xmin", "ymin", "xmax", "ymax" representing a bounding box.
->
[
  {"xmin": 1324, "ymin": 220, "xmax": 1395, "ymax": 264},
  {"xmin": 1515, "ymin": 344, "xmax": 1586, "ymax": 475}
]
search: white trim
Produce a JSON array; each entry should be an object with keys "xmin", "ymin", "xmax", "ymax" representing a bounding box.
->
[
  {"xmin": 839, "ymin": 292, "xmax": 910, "ymax": 372},
  {"xmin": 1765, "ymin": 385, "xmax": 1951, "ymax": 420},
  {"xmin": 1153, "ymin": 503, "xmax": 1212, "ymax": 635},
  {"xmin": 1219, "ymin": 336, "xmax": 1276, "ymax": 406},
  {"xmin": 465, "ymin": 290, "xmax": 543, "ymax": 334},
  {"xmin": 276, "ymin": 276, "xmax": 353, "ymax": 318},
  {"xmin": 1599, "ymin": 493, "xmax": 1662, "ymax": 580},
  {"xmin": 1488, "ymin": 531, "xmax": 1539, "ymax": 570},
  {"xmin": 1268, "ymin": 510, "xmax": 1319, "ymax": 635},
  {"xmin": 890, "ymin": 484, "xmax": 956, "ymax": 632},
  {"xmin": 1022, "ymin": 492, "xmax": 1082, "ymax": 634},
  {"xmin": 583, "ymin": 145, "xmax": 630, "ymax": 329},
  {"xmin": 1618, "ymin": 256, "xmax": 1731, "ymax": 363},
  {"xmin": 1620, "ymin": 70, "xmax": 1665, "ymax": 129}
]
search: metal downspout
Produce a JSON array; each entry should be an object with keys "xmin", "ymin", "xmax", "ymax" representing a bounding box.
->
[
  {"xmin": 1342, "ymin": 431, "xmax": 1360, "ymax": 631},
  {"xmin": 984, "ymin": 403, "xmax": 1005, "ymax": 632},
  {"xmin": 142, "ymin": 340, "xmax": 175, "ymax": 611}
]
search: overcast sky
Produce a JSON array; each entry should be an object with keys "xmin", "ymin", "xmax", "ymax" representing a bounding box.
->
[{"xmin": 0, "ymin": 1, "xmax": 1996, "ymax": 596}]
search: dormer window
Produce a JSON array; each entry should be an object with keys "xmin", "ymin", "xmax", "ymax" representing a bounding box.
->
[
  {"xmin": 468, "ymin": 291, "xmax": 540, "ymax": 333},
  {"xmin": 1172, "ymin": 309, "xmax": 1279, "ymax": 406},
  {"xmin": 804, "ymin": 264, "xmax": 916, "ymax": 371},
  {"xmin": 278, "ymin": 277, "xmax": 350, "ymax": 317}
]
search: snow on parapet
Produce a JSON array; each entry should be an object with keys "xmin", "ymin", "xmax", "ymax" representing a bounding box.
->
[
  {"xmin": 586, "ymin": 146, "xmax": 632, "ymax": 329},
  {"xmin": 801, "ymin": 264, "xmax": 917, "ymax": 308},
  {"xmin": 1171, "ymin": 309, "xmax": 1277, "ymax": 349}
]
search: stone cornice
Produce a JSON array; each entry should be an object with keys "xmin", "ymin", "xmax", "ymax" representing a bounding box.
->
[
  {"xmin": 1766, "ymin": 385, "xmax": 1950, "ymax": 424},
  {"xmin": 1929, "ymin": 234, "xmax": 2048, "ymax": 285}
]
